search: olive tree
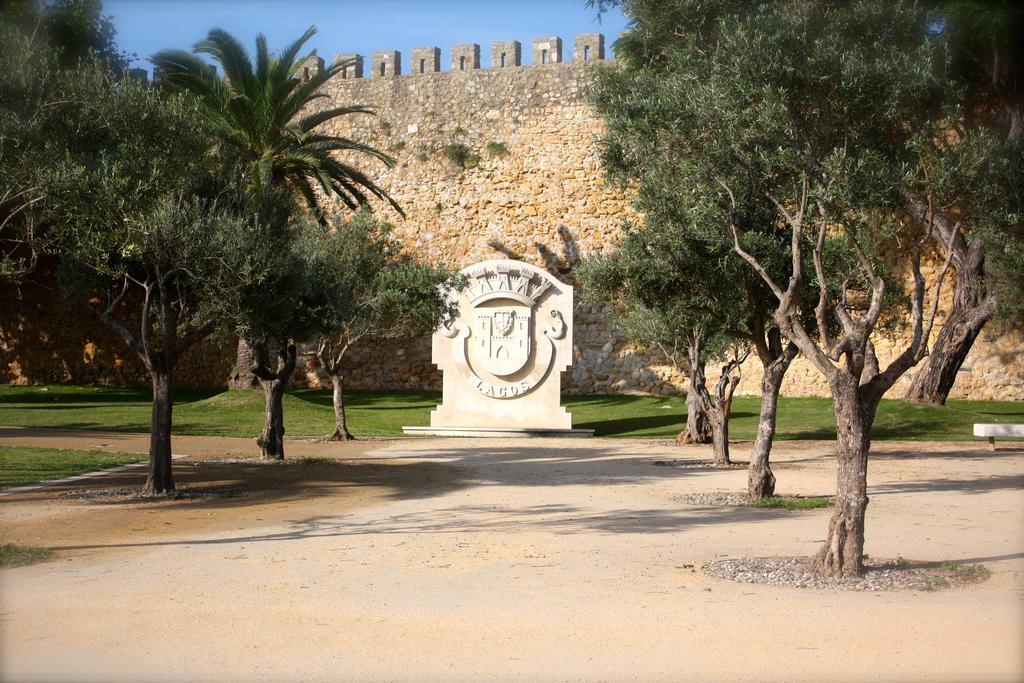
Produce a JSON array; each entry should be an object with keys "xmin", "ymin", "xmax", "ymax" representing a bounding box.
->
[
  {"xmin": 0, "ymin": 0, "xmax": 129, "ymax": 282},
  {"xmin": 301, "ymin": 212, "xmax": 459, "ymax": 441},
  {"xmin": 585, "ymin": 43, "xmax": 825, "ymax": 493},
  {"xmin": 223, "ymin": 202, "xmax": 311, "ymax": 460},
  {"xmin": 597, "ymin": 0, "xmax": 1006, "ymax": 576},
  {"xmin": 578, "ymin": 231, "xmax": 750, "ymax": 467},
  {"xmin": 49, "ymin": 74, "xmax": 269, "ymax": 493},
  {"xmin": 901, "ymin": 1, "xmax": 1024, "ymax": 403}
]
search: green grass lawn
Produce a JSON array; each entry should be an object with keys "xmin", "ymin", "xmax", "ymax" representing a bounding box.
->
[
  {"xmin": 1, "ymin": 384, "xmax": 1021, "ymax": 441},
  {"xmin": 0, "ymin": 543, "xmax": 54, "ymax": 568},
  {"xmin": 0, "ymin": 444, "xmax": 146, "ymax": 489}
]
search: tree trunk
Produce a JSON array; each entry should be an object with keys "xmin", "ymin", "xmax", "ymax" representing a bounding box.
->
[
  {"xmin": 257, "ymin": 378, "xmax": 287, "ymax": 459},
  {"xmin": 142, "ymin": 370, "xmax": 175, "ymax": 494},
  {"xmin": 252, "ymin": 339, "xmax": 296, "ymax": 459},
  {"xmin": 681, "ymin": 388, "xmax": 712, "ymax": 443},
  {"xmin": 903, "ymin": 214, "xmax": 994, "ymax": 406},
  {"xmin": 678, "ymin": 361, "xmax": 712, "ymax": 444},
  {"xmin": 228, "ymin": 338, "xmax": 260, "ymax": 390},
  {"xmin": 904, "ymin": 299, "xmax": 992, "ymax": 405},
  {"xmin": 328, "ymin": 373, "xmax": 354, "ymax": 441},
  {"xmin": 709, "ymin": 403, "xmax": 730, "ymax": 466},
  {"xmin": 747, "ymin": 351, "xmax": 794, "ymax": 499},
  {"xmin": 813, "ymin": 381, "xmax": 876, "ymax": 578}
]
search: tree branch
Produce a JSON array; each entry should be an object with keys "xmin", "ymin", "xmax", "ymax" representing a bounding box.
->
[
  {"xmin": 174, "ymin": 319, "xmax": 218, "ymax": 359},
  {"xmin": 99, "ymin": 277, "xmax": 149, "ymax": 366}
]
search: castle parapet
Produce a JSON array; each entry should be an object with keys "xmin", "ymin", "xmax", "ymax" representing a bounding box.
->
[
  {"xmin": 371, "ymin": 49, "xmax": 401, "ymax": 78},
  {"xmin": 532, "ymin": 36, "xmax": 563, "ymax": 65},
  {"xmin": 334, "ymin": 53, "xmax": 363, "ymax": 79},
  {"xmin": 491, "ymin": 40, "xmax": 522, "ymax": 68},
  {"xmin": 574, "ymin": 33, "xmax": 605, "ymax": 62},
  {"xmin": 412, "ymin": 47, "xmax": 441, "ymax": 74},
  {"xmin": 451, "ymin": 43, "xmax": 481, "ymax": 71},
  {"xmin": 332, "ymin": 32, "xmax": 605, "ymax": 81}
]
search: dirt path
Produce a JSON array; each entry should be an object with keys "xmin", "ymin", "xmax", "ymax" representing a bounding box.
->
[{"xmin": 1, "ymin": 431, "xmax": 1022, "ymax": 682}]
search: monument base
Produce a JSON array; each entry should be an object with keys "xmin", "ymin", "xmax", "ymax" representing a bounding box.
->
[{"xmin": 402, "ymin": 426, "xmax": 594, "ymax": 438}]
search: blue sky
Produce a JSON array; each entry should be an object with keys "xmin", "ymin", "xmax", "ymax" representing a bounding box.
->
[{"xmin": 105, "ymin": 1, "xmax": 630, "ymax": 76}]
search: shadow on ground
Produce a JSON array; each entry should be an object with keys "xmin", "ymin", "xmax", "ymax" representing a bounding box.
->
[{"xmin": 3, "ymin": 458, "xmax": 473, "ymax": 509}]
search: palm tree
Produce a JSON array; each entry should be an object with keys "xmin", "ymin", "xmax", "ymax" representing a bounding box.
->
[
  {"xmin": 151, "ymin": 26, "xmax": 402, "ymax": 219},
  {"xmin": 152, "ymin": 26, "xmax": 402, "ymax": 398}
]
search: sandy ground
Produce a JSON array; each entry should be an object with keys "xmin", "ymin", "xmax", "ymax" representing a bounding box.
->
[{"xmin": 1, "ymin": 429, "xmax": 1022, "ymax": 682}]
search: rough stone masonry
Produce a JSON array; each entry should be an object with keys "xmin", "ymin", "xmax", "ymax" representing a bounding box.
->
[
  {"xmin": 298, "ymin": 34, "xmax": 1024, "ymax": 401},
  {"xmin": 2, "ymin": 34, "xmax": 1021, "ymax": 400}
]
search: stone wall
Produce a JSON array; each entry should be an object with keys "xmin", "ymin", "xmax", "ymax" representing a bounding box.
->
[
  {"xmin": 306, "ymin": 41, "xmax": 1024, "ymax": 401},
  {"xmin": 0, "ymin": 264, "xmax": 235, "ymax": 387},
  {"xmin": 3, "ymin": 35, "xmax": 1022, "ymax": 400},
  {"xmin": 304, "ymin": 58, "xmax": 644, "ymax": 394}
]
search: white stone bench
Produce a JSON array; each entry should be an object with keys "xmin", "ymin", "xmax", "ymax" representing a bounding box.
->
[{"xmin": 974, "ymin": 423, "xmax": 1024, "ymax": 450}]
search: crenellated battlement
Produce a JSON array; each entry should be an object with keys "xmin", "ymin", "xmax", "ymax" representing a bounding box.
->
[
  {"xmin": 347, "ymin": 34, "xmax": 608, "ymax": 80},
  {"xmin": 134, "ymin": 34, "xmax": 611, "ymax": 82}
]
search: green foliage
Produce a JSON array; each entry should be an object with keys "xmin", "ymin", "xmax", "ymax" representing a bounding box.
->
[
  {"xmin": 585, "ymin": 4, "xmax": 849, "ymax": 374},
  {"xmin": 442, "ymin": 143, "xmax": 480, "ymax": 169},
  {"xmin": 485, "ymin": 141, "xmax": 509, "ymax": 158},
  {"xmin": 298, "ymin": 456, "xmax": 333, "ymax": 465},
  {"xmin": 595, "ymin": 0, "xmax": 1022, "ymax": 393},
  {"xmin": 0, "ymin": 0, "xmax": 132, "ymax": 281},
  {"xmin": 301, "ymin": 211, "xmax": 461, "ymax": 360},
  {"xmin": 151, "ymin": 26, "xmax": 402, "ymax": 219},
  {"xmin": 578, "ymin": 253, "xmax": 724, "ymax": 370},
  {"xmin": 0, "ymin": 543, "xmax": 54, "ymax": 568},
  {"xmin": 0, "ymin": 0, "xmax": 128, "ymax": 70},
  {"xmin": 906, "ymin": 123, "xmax": 1024, "ymax": 320},
  {"xmin": 935, "ymin": 1, "xmax": 1023, "ymax": 140},
  {"xmin": 41, "ymin": 71, "xmax": 265, "ymax": 363},
  {"xmin": 752, "ymin": 496, "xmax": 832, "ymax": 510},
  {"xmin": 221, "ymin": 204, "xmax": 315, "ymax": 346}
]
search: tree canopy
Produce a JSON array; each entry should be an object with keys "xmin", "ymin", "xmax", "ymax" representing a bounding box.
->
[
  {"xmin": 0, "ymin": 0, "xmax": 132, "ymax": 281},
  {"xmin": 305, "ymin": 211, "xmax": 459, "ymax": 440},
  {"xmin": 587, "ymin": 0, "xmax": 1023, "ymax": 576},
  {"xmin": 151, "ymin": 26, "xmax": 402, "ymax": 220}
]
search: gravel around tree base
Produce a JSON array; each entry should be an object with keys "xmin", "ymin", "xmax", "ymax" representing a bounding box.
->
[
  {"xmin": 58, "ymin": 486, "xmax": 241, "ymax": 502},
  {"xmin": 653, "ymin": 460, "xmax": 746, "ymax": 470},
  {"xmin": 675, "ymin": 492, "xmax": 755, "ymax": 506},
  {"xmin": 704, "ymin": 556, "xmax": 990, "ymax": 591},
  {"xmin": 674, "ymin": 492, "xmax": 833, "ymax": 508}
]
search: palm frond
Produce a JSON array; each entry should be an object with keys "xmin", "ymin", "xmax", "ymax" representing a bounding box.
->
[
  {"xmin": 301, "ymin": 137, "xmax": 397, "ymax": 167},
  {"xmin": 319, "ymin": 157, "xmax": 404, "ymax": 217},
  {"xmin": 151, "ymin": 49, "xmax": 232, "ymax": 112},
  {"xmin": 298, "ymin": 106, "xmax": 377, "ymax": 133},
  {"xmin": 254, "ymin": 34, "xmax": 270, "ymax": 86},
  {"xmin": 275, "ymin": 76, "xmax": 332, "ymax": 130},
  {"xmin": 158, "ymin": 26, "xmax": 403, "ymax": 218},
  {"xmin": 193, "ymin": 28, "xmax": 255, "ymax": 97},
  {"xmin": 291, "ymin": 174, "xmax": 336, "ymax": 222},
  {"xmin": 324, "ymin": 55, "xmax": 357, "ymax": 80},
  {"xmin": 270, "ymin": 25, "xmax": 318, "ymax": 85}
]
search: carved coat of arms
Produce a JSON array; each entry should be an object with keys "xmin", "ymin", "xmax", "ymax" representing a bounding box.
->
[
  {"xmin": 409, "ymin": 258, "xmax": 580, "ymax": 434},
  {"xmin": 473, "ymin": 304, "xmax": 532, "ymax": 376}
]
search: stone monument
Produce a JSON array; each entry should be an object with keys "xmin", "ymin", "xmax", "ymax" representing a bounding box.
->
[{"xmin": 403, "ymin": 259, "xmax": 592, "ymax": 437}]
